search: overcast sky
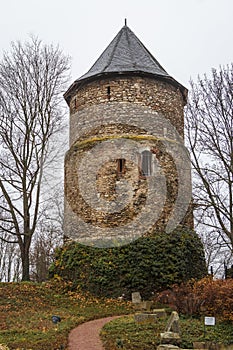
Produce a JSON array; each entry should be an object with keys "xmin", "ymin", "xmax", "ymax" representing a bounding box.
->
[{"xmin": 0, "ymin": 0, "xmax": 232, "ymax": 90}]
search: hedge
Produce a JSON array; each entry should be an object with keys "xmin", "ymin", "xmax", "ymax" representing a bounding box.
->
[{"xmin": 49, "ymin": 228, "xmax": 207, "ymax": 299}]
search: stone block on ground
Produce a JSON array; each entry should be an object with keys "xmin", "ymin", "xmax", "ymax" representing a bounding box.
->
[
  {"xmin": 165, "ymin": 311, "xmax": 180, "ymax": 333},
  {"xmin": 134, "ymin": 300, "xmax": 152, "ymax": 311},
  {"xmin": 153, "ymin": 308, "xmax": 167, "ymax": 318},
  {"xmin": 134, "ymin": 313, "xmax": 157, "ymax": 324},
  {"xmin": 160, "ymin": 331, "xmax": 181, "ymax": 345},
  {"xmin": 157, "ymin": 345, "xmax": 180, "ymax": 350},
  {"xmin": 131, "ymin": 292, "xmax": 142, "ymax": 304}
]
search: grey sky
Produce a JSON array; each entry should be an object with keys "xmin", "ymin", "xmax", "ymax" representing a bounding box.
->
[{"xmin": 0, "ymin": 0, "xmax": 232, "ymax": 89}]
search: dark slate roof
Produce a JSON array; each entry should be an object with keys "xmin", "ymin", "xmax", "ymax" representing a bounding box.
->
[
  {"xmin": 64, "ymin": 24, "xmax": 187, "ymax": 103},
  {"xmin": 78, "ymin": 24, "xmax": 169, "ymax": 80}
]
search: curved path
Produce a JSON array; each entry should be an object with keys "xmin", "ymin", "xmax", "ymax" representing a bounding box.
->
[{"xmin": 68, "ymin": 315, "xmax": 121, "ymax": 350}]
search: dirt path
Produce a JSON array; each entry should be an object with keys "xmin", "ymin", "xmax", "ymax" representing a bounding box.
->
[{"xmin": 68, "ymin": 315, "xmax": 121, "ymax": 350}]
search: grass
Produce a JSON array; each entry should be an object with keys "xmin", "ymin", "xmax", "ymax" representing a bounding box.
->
[
  {"xmin": 1, "ymin": 281, "xmax": 233, "ymax": 350},
  {"xmin": 0, "ymin": 281, "xmax": 132, "ymax": 350},
  {"xmin": 101, "ymin": 315, "xmax": 233, "ymax": 350}
]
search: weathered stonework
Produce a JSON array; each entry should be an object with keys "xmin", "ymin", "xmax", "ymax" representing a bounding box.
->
[
  {"xmin": 64, "ymin": 25, "xmax": 192, "ymax": 246},
  {"xmin": 69, "ymin": 76, "xmax": 185, "ymax": 144}
]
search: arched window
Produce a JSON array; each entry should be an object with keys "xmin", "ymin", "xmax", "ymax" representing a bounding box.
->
[{"xmin": 141, "ymin": 150, "xmax": 152, "ymax": 176}]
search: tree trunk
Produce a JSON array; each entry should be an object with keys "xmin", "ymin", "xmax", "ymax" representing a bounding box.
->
[
  {"xmin": 21, "ymin": 253, "xmax": 30, "ymax": 281},
  {"xmin": 21, "ymin": 238, "xmax": 31, "ymax": 281}
]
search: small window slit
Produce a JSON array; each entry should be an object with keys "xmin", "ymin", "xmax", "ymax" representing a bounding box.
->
[{"xmin": 107, "ymin": 86, "xmax": 111, "ymax": 100}]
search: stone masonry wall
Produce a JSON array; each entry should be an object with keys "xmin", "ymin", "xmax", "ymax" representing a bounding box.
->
[
  {"xmin": 69, "ymin": 76, "xmax": 185, "ymax": 139},
  {"xmin": 64, "ymin": 75, "xmax": 192, "ymax": 246}
]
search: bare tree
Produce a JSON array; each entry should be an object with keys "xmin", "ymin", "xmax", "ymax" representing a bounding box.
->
[
  {"xmin": 197, "ymin": 226, "xmax": 232, "ymax": 277},
  {"xmin": 186, "ymin": 64, "xmax": 233, "ymax": 272},
  {"xmin": 0, "ymin": 37, "xmax": 70, "ymax": 281},
  {"xmin": 30, "ymin": 187, "xmax": 64, "ymax": 282},
  {"xmin": 0, "ymin": 232, "xmax": 21, "ymax": 282},
  {"xmin": 30, "ymin": 228, "xmax": 62, "ymax": 283}
]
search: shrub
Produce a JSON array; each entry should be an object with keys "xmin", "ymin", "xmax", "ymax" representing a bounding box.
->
[
  {"xmin": 49, "ymin": 228, "xmax": 207, "ymax": 299},
  {"xmin": 155, "ymin": 277, "xmax": 233, "ymax": 321},
  {"xmin": 155, "ymin": 280, "xmax": 206, "ymax": 316}
]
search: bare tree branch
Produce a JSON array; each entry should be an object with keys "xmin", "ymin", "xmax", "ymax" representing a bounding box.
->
[
  {"xmin": 185, "ymin": 64, "xmax": 233, "ymax": 273},
  {"xmin": 0, "ymin": 36, "xmax": 70, "ymax": 280}
]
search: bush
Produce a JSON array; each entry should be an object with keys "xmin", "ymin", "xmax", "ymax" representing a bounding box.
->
[
  {"xmin": 155, "ymin": 277, "xmax": 233, "ymax": 321},
  {"xmin": 49, "ymin": 228, "xmax": 207, "ymax": 299}
]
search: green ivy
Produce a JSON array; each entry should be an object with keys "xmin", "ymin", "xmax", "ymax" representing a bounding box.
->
[{"xmin": 49, "ymin": 228, "xmax": 207, "ymax": 299}]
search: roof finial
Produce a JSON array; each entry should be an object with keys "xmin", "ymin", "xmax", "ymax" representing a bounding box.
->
[{"xmin": 124, "ymin": 18, "xmax": 127, "ymax": 26}]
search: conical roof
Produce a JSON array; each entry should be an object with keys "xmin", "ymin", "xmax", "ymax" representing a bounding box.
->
[
  {"xmin": 64, "ymin": 24, "xmax": 187, "ymax": 103},
  {"xmin": 78, "ymin": 24, "xmax": 169, "ymax": 81}
]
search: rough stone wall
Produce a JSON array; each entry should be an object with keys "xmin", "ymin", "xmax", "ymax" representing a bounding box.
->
[
  {"xmin": 69, "ymin": 76, "xmax": 185, "ymax": 140},
  {"xmin": 64, "ymin": 75, "xmax": 193, "ymax": 246},
  {"xmin": 65, "ymin": 139, "xmax": 186, "ymax": 236}
]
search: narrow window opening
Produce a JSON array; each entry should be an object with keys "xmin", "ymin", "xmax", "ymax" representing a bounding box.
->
[
  {"xmin": 116, "ymin": 158, "xmax": 126, "ymax": 177},
  {"xmin": 74, "ymin": 97, "xmax": 77, "ymax": 109},
  {"xmin": 141, "ymin": 150, "xmax": 152, "ymax": 176},
  {"xmin": 107, "ymin": 86, "xmax": 111, "ymax": 100}
]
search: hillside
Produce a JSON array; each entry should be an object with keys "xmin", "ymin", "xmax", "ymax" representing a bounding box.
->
[{"xmin": 0, "ymin": 281, "xmax": 131, "ymax": 350}]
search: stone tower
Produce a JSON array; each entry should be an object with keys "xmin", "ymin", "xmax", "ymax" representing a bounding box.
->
[{"xmin": 64, "ymin": 23, "xmax": 192, "ymax": 247}]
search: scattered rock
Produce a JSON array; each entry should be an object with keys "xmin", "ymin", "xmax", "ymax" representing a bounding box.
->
[
  {"xmin": 134, "ymin": 300, "xmax": 152, "ymax": 311},
  {"xmin": 153, "ymin": 308, "xmax": 167, "ymax": 318},
  {"xmin": 157, "ymin": 345, "xmax": 180, "ymax": 350},
  {"xmin": 131, "ymin": 292, "xmax": 142, "ymax": 304},
  {"xmin": 165, "ymin": 311, "xmax": 180, "ymax": 333},
  {"xmin": 134, "ymin": 313, "xmax": 157, "ymax": 324},
  {"xmin": 160, "ymin": 331, "xmax": 181, "ymax": 345},
  {"xmin": 160, "ymin": 311, "xmax": 181, "ymax": 346}
]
